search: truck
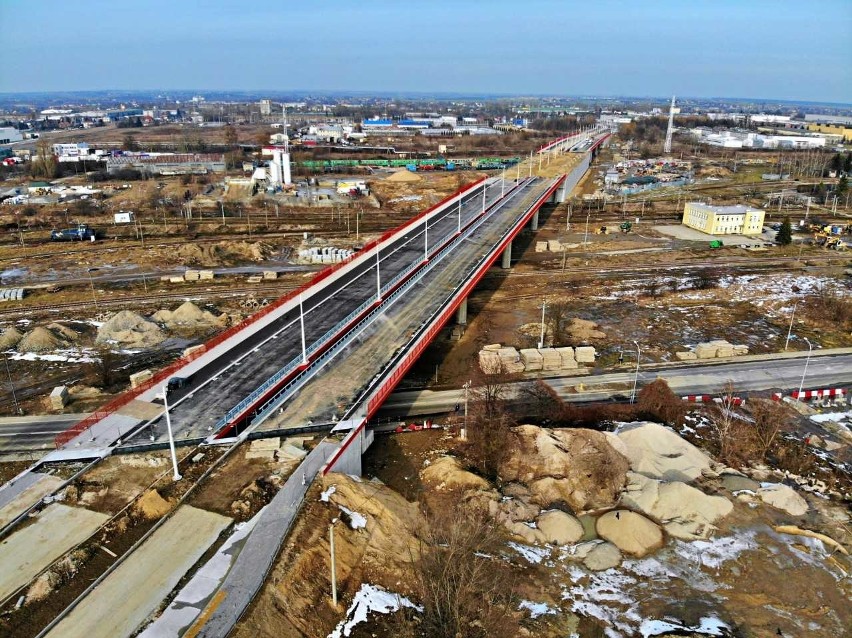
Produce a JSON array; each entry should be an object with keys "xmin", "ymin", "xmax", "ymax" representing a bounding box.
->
[{"xmin": 50, "ymin": 223, "xmax": 97, "ymax": 242}]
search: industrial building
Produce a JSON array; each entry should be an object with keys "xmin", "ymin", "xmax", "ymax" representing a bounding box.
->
[
  {"xmin": 806, "ymin": 123, "xmax": 852, "ymax": 142},
  {"xmin": 0, "ymin": 127, "xmax": 23, "ymax": 145},
  {"xmin": 683, "ymin": 202, "xmax": 765, "ymax": 236},
  {"xmin": 106, "ymin": 153, "xmax": 226, "ymax": 175}
]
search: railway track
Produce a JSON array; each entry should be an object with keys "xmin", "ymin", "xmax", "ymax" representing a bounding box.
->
[{"xmin": 0, "ymin": 283, "xmax": 298, "ymax": 318}]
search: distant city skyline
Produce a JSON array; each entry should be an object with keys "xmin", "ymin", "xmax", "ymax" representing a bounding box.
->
[{"xmin": 2, "ymin": 0, "xmax": 850, "ymax": 104}]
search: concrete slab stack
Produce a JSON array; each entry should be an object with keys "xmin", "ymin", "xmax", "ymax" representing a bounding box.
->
[
  {"xmin": 555, "ymin": 347, "xmax": 578, "ymax": 369},
  {"xmin": 519, "ymin": 348, "xmax": 543, "ymax": 371},
  {"xmin": 49, "ymin": 386, "xmax": 68, "ymax": 409},
  {"xmin": 184, "ymin": 270, "xmax": 201, "ymax": 282},
  {"xmin": 547, "ymin": 239, "xmax": 562, "ymax": 251},
  {"xmin": 535, "ymin": 241, "xmax": 548, "ymax": 253},
  {"xmin": 497, "ymin": 347, "xmax": 525, "ymax": 373},
  {"xmin": 694, "ymin": 343, "xmax": 718, "ymax": 359},
  {"xmin": 538, "ymin": 348, "xmax": 563, "ymax": 371},
  {"xmin": 575, "ymin": 346, "xmax": 596, "ymax": 363},
  {"xmin": 479, "ymin": 350, "xmax": 502, "ymax": 374}
]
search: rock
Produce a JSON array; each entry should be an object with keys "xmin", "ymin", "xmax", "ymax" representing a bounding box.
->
[
  {"xmin": 620, "ymin": 472, "xmax": 733, "ymax": 540},
  {"xmin": 421, "ymin": 456, "xmax": 490, "ymax": 492},
  {"xmin": 494, "ymin": 497, "xmax": 540, "ymax": 524},
  {"xmin": 757, "ymin": 483, "xmax": 808, "ymax": 517},
  {"xmin": 721, "ymin": 473, "xmax": 760, "ymax": 493},
  {"xmin": 499, "ymin": 425, "xmax": 629, "ymax": 512},
  {"xmin": 505, "ymin": 521, "xmax": 547, "ymax": 544},
  {"xmin": 616, "ymin": 422, "xmax": 712, "ymax": 482},
  {"xmin": 583, "ymin": 542, "xmax": 622, "ymax": 571},
  {"xmin": 536, "ymin": 510, "xmax": 584, "ymax": 545},
  {"xmin": 596, "ymin": 510, "xmax": 664, "ymax": 557}
]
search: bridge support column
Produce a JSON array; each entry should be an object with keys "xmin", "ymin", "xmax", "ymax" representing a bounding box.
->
[
  {"xmin": 456, "ymin": 297, "xmax": 468, "ymax": 325},
  {"xmin": 530, "ymin": 210, "xmax": 540, "ymax": 231},
  {"xmin": 501, "ymin": 241, "xmax": 512, "ymax": 269}
]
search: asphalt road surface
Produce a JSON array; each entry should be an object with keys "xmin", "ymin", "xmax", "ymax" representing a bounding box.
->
[
  {"xmin": 0, "ymin": 414, "xmax": 87, "ymax": 454},
  {"xmin": 138, "ymin": 179, "xmax": 522, "ymax": 441},
  {"xmin": 377, "ymin": 353, "xmax": 852, "ymax": 417}
]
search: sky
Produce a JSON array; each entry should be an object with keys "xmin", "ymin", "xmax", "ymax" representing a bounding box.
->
[{"xmin": 1, "ymin": 0, "xmax": 850, "ymax": 103}]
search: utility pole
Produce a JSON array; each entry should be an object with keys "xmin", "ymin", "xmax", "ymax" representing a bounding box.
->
[
  {"xmin": 162, "ymin": 384, "xmax": 182, "ymax": 480},
  {"xmin": 630, "ymin": 341, "xmax": 641, "ymax": 403},
  {"xmin": 3, "ymin": 353, "xmax": 20, "ymax": 415}
]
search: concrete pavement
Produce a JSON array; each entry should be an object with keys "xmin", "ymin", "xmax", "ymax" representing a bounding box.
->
[
  {"xmin": 377, "ymin": 352, "xmax": 852, "ymax": 417},
  {"xmin": 189, "ymin": 440, "xmax": 338, "ymax": 638}
]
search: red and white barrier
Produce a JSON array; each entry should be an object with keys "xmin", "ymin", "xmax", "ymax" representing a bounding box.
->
[
  {"xmin": 682, "ymin": 395, "xmax": 713, "ymax": 403},
  {"xmin": 773, "ymin": 388, "xmax": 846, "ymax": 401}
]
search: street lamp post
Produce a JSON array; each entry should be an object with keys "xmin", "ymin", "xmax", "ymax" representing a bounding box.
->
[
  {"xmin": 162, "ymin": 383, "xmax": 182, "ymax": 481},
  {"xmin": 461, "ymin": 380, "xmax": 471, "ymax": 440},
  {"xmin": 584, "ymin": 212, "xmax": 591, "ymax": 247},
  {"xmin": 630, "ymin": 341, "xmax": 641, "ymax": 403},
  {"xmin": 538, "ymin": 299, "xmax": 547, "ymax": 349},
  {"xmin": 797, "ymin": 338, "xmax": 814, "ymax": 399},
  {"xmin": 375, "ymin": 250, "xmax": 382, "ymax": 302},
  {"xmin": 329, "ymin": 518, "xmax": 338, "ymax": 606}
]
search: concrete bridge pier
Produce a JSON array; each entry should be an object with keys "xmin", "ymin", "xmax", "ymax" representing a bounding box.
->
[
  {"xmin": 530, "ymin": 210, "xmax": 540, "ymax": 231},
  {"xmin": 456, "ymin": 297, "xmax": 468, "ymax": 325},
  {"xmin": 501, "ymin": 241, "xmax": 512, "ymax": 269}
]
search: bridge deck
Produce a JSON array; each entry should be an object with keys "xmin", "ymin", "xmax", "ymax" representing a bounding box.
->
[{"xmin": 258, "ymin": 178, "xmax": 552, "ymax": 431}]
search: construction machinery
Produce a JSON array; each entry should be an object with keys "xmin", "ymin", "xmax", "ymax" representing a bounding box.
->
[{"xmin": 619, "ymin": 221, "xmax": 632, "ymax": 233}]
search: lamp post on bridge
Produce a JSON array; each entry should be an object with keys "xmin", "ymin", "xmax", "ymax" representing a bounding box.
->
[
  {"xmin": 630, "ymin": 341, "xmax": 641, "ymax": 404},
  {"xmin": 162, "ymin": 382, "xmax": 182, "ymax": 481}
]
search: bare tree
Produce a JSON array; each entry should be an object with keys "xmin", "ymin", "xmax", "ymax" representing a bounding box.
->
[
  {"xmin": 637, "ymin": 378, "xmax": 685, "ymax": 426},
  {"xmin": 545, "ymin": 298, "xmax": 572, "ymax": 345},
  {"xmin": 707, "ymin": 381, "xmax": 743, "ymax": 465},
  {"xmin": 465, "ymin": 364, "xmax": 518, "ymax": 479},
  {"xmin": 411, "ymin": 503, "xmax": 520, "ymax": 638},
  {"xmin": 747, "ymin": 398, "xmax": 790, "ymax": 462}
]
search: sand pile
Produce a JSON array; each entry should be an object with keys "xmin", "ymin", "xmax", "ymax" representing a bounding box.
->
[
  {"xmin": 17, "ymin": 327, "xmax": 66, "ymax": 353},
  {"xmin": 175, "ymin": 241, "xmax": 273, "ymax": 266},
  {"xmin": 569, "ymin": 318, "xmax": 606, "ymax": 341},
  {"xmin": 384, "ymin": 170, "xmax": 421, "ymax": 183},
  {"xmin": 0, "ymin": 326, "xmax": 23, "ymax": 350},
  {"xmin": 96, "ymin": 310, "xmax": 167, "ymax": 348},
  {"xmin": 132, "ymin": 489, "xmax": 171, "ymax": 520},
  {"xmin": 153, "ymin": 301, "xmax": 226, "ymax": 331},
  {"xmin": 46, "ymin": 323, "xmax": 80, "ymax": 342}
]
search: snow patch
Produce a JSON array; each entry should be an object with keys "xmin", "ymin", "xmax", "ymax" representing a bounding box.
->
[
  {"xmin": 518, "ymin": 599, "xmax": 558, "ymax": 619},
  {"xmin": 320, "ymin": 485, "xmax": 336, "ymax": 502},
  {"xmin": 339, "ymin": 505, "xmax": 367, "ymax": 530},
  {"xmin": 508, "ymin": 541, "xmax": 549, "ymax": 564},
  {"xmin": 327, "ymin": 583, "xmax": 422, "ymax": 638},
  {"xmin": 640, "ymin": 616, "xmax": 729, "ymax": 637}
]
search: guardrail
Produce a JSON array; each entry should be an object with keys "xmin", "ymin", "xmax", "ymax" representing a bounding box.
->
[
  {"xmin": 364, "ymin": 177, "xmax": 565, "ymax": 418},
  {"xmin": 54, "ymin": 177, "xmax": 488, "ymax": 447},
  {"xmin": 214, "ymin": 179, "xmax": 529, "ymax": 436},
  {"xmin": 322, "ymin": 176, "xmax": 565, "ymax": 475}
]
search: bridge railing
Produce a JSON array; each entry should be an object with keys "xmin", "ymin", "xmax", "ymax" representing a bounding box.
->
[
  {"xmin": 55, "ymin": 177, "xmax": 488, "ymax": 448},
  {"xmin": 218, "ymin": 180, "xmax": 527, "ymax": 435}
]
